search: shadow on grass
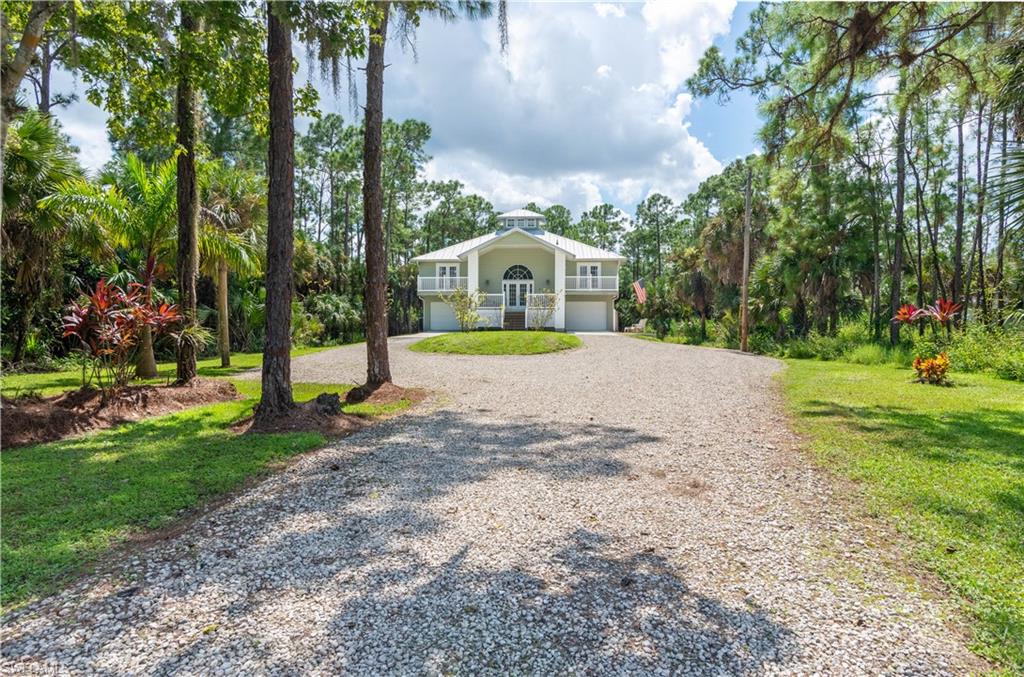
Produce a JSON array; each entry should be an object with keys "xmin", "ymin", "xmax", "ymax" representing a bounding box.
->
[
  {"xmin": 3, "ymin": 410, "xmax": 796, "ymax": 673},
  {"xmin": 800, "ymin": 401, "xmax": 1024, "ymax": 467}
]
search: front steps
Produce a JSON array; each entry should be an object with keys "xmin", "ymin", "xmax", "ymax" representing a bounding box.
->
[{"xmin": 503, "ymin": 311, "xmax": 526, "ymax": 330}]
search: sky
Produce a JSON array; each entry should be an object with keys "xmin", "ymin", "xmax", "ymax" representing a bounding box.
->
[{"xmin": 43, "ymin": 1, "xmax": 762, "ymax": 218}]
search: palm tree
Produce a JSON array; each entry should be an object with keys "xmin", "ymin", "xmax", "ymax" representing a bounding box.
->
[
  {"xmin": 44, "ymin": 154, "xmax": 176, "ymax": 377},
  {"xmin": 2, "ymin": 110, "xmax": 105, "ymax": 364},
  {"xmin": 45, "ymin": 154, "xmax": 260, "ymax": 376},
  {"xmin": 199, "ymin": 161, "xmax": 264, "ymax": 367}
]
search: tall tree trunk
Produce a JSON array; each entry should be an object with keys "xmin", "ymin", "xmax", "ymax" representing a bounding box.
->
[
  {"xmin": 38, "ymin": 36, "xmax": 51, "ymax": 113},
  {"xmin": 889, "ymin": 69, "xmax": 907, "ymax": 346},
  {"xmin": 1, "ymin": 0, "xmax": 58, "ymax": 148},
  {"xmin": 964, "ymin": 99, "xmax": 994, "ymax": 324},
  {"xmin": 175, "ymin": 7, "xmax": 200, "ymax": 384},
  {"xmin": 217, "ymin": 258, "xmax": 231, "ymax": 367},
  {"xmin": 256, "ymin": 3, "xmax": 295, "ymax": 420},
  {"xmin": 740, "ymin": 164, "xmax": 752, "ymax": 352},
  {"xmin": 995, "ymin": 112, "xmax": 1008, "ymax": 319},
  {"xmin": 362, "ymin": 2, "xmax": 392, "ymax": 388},
  {"xmin": 952, "ymin": 107, "xmax": 966, "ymax": 312}
]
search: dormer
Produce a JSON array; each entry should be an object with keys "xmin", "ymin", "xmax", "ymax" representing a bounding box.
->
[{"xmin": 496, "ymin": 208, "xmax": 546, "ymax": 231}]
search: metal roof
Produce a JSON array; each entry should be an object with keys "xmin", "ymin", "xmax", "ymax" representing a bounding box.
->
[
  {"xmin": 411, "ymin": 226, "xmax": 625, "ymax": 262},
  {"xmin": 497, "ymin": 208, "xmax": 546, "ymax": 220}
]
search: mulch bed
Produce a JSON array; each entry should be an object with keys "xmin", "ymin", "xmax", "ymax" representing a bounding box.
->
[
  {"xmin": 1, "ymin": 378, "xmax": 241, "ymax": 449},
  {"xmin": 236, "ymin": 382, "xmax": 425, "ymax": 438}
]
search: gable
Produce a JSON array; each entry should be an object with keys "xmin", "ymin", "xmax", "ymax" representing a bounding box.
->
[{"xmin": 487, "ymin": 230, "xmax": 544, "ymax": 248}]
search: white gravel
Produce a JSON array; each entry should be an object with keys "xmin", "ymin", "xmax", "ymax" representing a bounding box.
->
[{"xmin": 1, "ymin": 334, "xmax": 984, "ymax": 675}]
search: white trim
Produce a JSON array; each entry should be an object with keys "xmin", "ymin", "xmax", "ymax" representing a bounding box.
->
[
  {"xmin": 470, "ymin": 226, "xmax": 573, "ymax": 258},
  {"xmin": 436, "ymin": 262, "xmax": 459, "ymax": 277},
  {"xmin": 577, "ymin": 262, "xmax": 602, "ymax": 277}
]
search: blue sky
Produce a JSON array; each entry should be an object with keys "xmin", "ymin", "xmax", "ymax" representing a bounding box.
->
[{"xmin": 45, "ymin": 1, "xmax": 763, "ymax": 218}]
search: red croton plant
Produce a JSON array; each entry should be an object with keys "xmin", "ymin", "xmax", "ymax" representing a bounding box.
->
[{"xmin": 62, "ymin": 279, "xmax": 180, "ymax": 393}]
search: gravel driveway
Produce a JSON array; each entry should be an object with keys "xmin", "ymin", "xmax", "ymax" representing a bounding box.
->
[{"xmin": 2, "ymin": 334, "xmax": 982, "ymax": 675}]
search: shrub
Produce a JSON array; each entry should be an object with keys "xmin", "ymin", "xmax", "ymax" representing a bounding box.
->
[
  {"xmin": 913, "ymin": 352, "xmax": 951, "ymax": 385},
  {"xmin": 807, "ymin": 331, "xmax": 845, "ymax": 361},
  {"xmin": 786, "ymin": 338, "xmax": 817, "ymax": 359},
  {"xmin": 440, "ymin": 287, "xmax": 485, "ymax": 332},
  {"xmin": 747, "ymin": 329, "xmax": 780, "ymax": 356},
  {"xmin": 845, "ymin": 343, "xmax": 889, "ymax": 365},
  {"xmin": 306, "ymin": 292, "xmax": 360, "ymax": 342},
  {"xmin": 61, "ymin": 280, "xmax": 179, "ymax": 392}
]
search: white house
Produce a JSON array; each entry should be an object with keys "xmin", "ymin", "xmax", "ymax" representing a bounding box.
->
[{"xmin": 412, "ymin": 209, "xmax": 625, "ymax": 332}]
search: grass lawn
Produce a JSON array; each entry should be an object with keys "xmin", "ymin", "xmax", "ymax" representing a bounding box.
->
[
  {"xmin": 781, "ymin": 359, "xmax": 1024, "ymax": 671},
  {"xmin": 0, "ymin": 346, "xmax": 331, "ymax": 399},
  {"xmin": 409, "ymin": 330, "xmax": 582, "ymax": 355},
  {"xmin": 1, "ymin": 348, "xmax": 414, "ymax": 611}
]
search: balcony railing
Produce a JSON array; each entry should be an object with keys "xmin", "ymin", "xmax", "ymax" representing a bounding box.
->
[
  {"xmin": 418, "ymin": 276, "xmax": 467, "ymax": 292},
  {"xmin": 565, "ymin": 275, "xmax": 618, "ymax": 291}
]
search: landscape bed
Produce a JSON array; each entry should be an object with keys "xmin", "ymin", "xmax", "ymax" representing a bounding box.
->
[{"xmin": 409, "ymin": 330, "xmax": 583, "ymax": 355}]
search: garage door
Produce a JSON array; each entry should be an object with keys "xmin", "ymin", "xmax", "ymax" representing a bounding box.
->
[
  {"xmin": 428, "ymin": 302, "xmax": 459, "ymax": 331},
  {"xmin": 565, "ymin": 301, "xmax": 608, "ymax": 331}
]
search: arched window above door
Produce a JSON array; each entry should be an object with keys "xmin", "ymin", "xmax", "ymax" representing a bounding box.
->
[{"xmin": 503, "ymin": 265, "xmax": 533, "ymax": 280}]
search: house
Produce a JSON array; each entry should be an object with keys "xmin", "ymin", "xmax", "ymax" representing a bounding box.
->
[{"xmin": 413, "ymin": 209, "xmax": 625, "ymax": 332}]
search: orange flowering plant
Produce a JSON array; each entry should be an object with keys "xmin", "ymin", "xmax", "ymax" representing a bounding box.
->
[{"xmin": 912, "ymin": 352, "xmax": 951, "ymax": 385}]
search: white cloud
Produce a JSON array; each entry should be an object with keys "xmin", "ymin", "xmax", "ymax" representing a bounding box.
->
[
  {"xmin": 368, "ymin": 1, "xmax": 733, "ymax": 215},
  {"xmin": 45, "ymin": 1, "xmax": 739, "ymax": 219},
  {"xmin": 594, "ymin": 3, "xmax": 626, "ymax": 19},
  {"xmin": 641, "ymin": 0, "xmax": 736, "ymax": 91}
]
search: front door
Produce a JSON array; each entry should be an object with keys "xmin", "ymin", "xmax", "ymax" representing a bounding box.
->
[{"xmin": 503, "ymin": 280, "xmax": 533, "ymax": 309}]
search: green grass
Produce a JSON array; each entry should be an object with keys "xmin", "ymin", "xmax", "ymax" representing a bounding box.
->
[
  {"xmin": 781, "ymin": 360, "xmax": 1024, "ymax": 671},
  {"xmin": 0, "ymin": 346, "xmax": 330, "ymax": 398},
  {"xmin": 409, "ymin": 330, "xmax": 583, "ymax": 355},
  {"xmin": 1, "ymin": 378, "xmax": 412, "ymax": 610}
]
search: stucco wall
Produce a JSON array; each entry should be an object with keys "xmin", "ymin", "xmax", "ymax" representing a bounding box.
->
[
  {"xmin": 418, "ymin": 261, "xmax": 464, "ymax": 278},
  {"xmin": 478, "ymin": 248, "xmax": 557, "ymax": 294}
]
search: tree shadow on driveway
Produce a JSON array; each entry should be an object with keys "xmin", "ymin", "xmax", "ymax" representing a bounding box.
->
[{"xmin": 2, "ymin": 409, "xmax": 797, "ymax": 674}]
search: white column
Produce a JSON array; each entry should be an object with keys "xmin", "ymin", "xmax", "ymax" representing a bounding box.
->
[
  {"xmin": 467, "ymin": 250, "xmax": 479, "ymax": 293},
  {"xmin": 554, "ymin": 250, "xmax": 566, "ymax": 330}
]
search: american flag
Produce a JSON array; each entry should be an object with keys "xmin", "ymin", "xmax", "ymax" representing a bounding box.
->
[{"xmin": 632, "ymin": 278, "xmax": 647, "ymax": 304}]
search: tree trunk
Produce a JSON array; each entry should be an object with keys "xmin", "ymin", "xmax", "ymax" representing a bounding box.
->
[
  {"xmin": 362, "ymin": 2, "xmax": 392, "ymax": 388},
  {"xmin": 952, "ymin": 107, "xmax": 966, "ymax": 312},
  {"xmin": 1, "ymin": 0, "xmax": 58, "ymax": 147},
  {"xmin": 38, "ymin": 35, "xmax": 51, "ymax": 113},
  {"xmin": 175, "ymin": 7, "xmax": 200, "ymax": 384},
  {"xmin": 217, "ymin": 258, "xmax": 231, "ymax": 367},
  {"xmin": 995, "ymin": 112, "xmax": 1008, "ymax": 319},
  {"xmin": 889, "ymin": 70, "xmax": 908, "ymax": 346},
  {"xmin": 964, "ymin": 99, "xmax": 994, "ymax": 324},
  {"xmin": 136, "ymin": 325, "xmax": 158, "ymax": 378},
  {"xmin": 739, "ymin": 165, "xmax": 752, "ymax": 352},
  {"xmin": 256, "ymin": 3, "xmax": 296, "ymax": 421}
]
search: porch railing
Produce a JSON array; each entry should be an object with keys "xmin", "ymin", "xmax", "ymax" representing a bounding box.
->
[
  {"xmin": 477, "ymin": 293, "xmax": 504, "ymax": 329},
  {"xmin": 565, "ymin": 275, "xmax": 618, "ymax": 291},
  {"xmin": 524, "ymin": 292, "xmax": 558, "ymax": 329},
  {"xmin": 418, "ymin": 276, "xmax": 467, "ymax": 292}
]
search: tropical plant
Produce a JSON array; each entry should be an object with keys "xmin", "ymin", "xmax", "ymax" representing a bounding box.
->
[
  {"xmin": 61, "ymin": 279, "xmax": 179, "ymax": 394},
  {"xmin": 1, "ymin": 110, "xmax": 103, "ymax": 364},
  {"xmin": 912, "ymin": 352, "xmax": 951, "ymax": 385},
  {"xmin": 199, "ymin": 160, "xmax": 265, "ymax": 367}
]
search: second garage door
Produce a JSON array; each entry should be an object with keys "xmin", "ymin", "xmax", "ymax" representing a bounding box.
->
[
  {"xmin": 565, "ymin": 301, "xmax": 608, "ymax": 331},
  {"xmin": 428, "ymin": 301, "xmax": 459, "ymax": 331}
]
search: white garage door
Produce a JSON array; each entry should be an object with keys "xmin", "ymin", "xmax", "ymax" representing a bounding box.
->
[
  {"xmin": 565, "ymin": 301, "xmax": 608, "ymax": 331},
  {"xmin": 429, "ymin": 302, "xmax": 459, "ymax": 331}
]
